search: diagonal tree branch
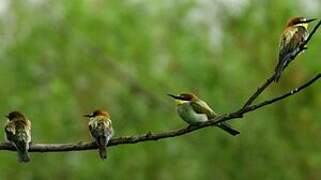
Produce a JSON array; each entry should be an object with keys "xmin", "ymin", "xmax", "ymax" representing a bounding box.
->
[
  {"xmin": 240, "ymin": 20, "xmax": 321, "ymax": 111},
  {"xmin": 240, "ymin": 74, "xmax": 275, "ymax": 112},
  {"xmin": 243, "ymin": 73, "xmax": 321, "ymax": 113},
  {"xmin": 0, "ymin": 21, "xmax": 320, "ymax": 153},
  {"xmin": 218, "ymin": 73, "xmax": 321, "ymax": 123},
  {"xmin": 0, "ymin": 72, "xmax": 320, "ymax": 152}
]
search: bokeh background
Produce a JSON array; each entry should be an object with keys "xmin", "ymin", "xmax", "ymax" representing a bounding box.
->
[{"xmin": 0, "ymin": 0, "xmax": 321, "ymax": 179}]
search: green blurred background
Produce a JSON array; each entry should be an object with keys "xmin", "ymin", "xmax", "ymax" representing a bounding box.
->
[{"xmin": 0, "ymin": 0, "xmax": 321, "ymax": 179}]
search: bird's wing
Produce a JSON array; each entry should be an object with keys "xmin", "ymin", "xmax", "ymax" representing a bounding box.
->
[
  {"xmin": 4, "ymin": 122, "xmax": 16, "ymax": 141},
  {"xmin": 26, "ymin": 119, "xmax": 31, "ymax": 142},
  {"xmin": 13, "ymin": 120, "xmax": 31, "ymax": 143},
  {"xmin": 26, "ymin": 119, "xmax": 31, "ymax": 132},
  {"xmin": 89, "ymin": 122, "xmax": 99, "ymax": 139},
  {"xmin": 191, "ymin": 100, "xmax": 239, "ymax": 135},
  {"xmin": 99, "ymin": 120, "xmax": 113, "ymax": 138},
  {"xmin": 278, "ymin": 26, "xmax": 306, "ymax": 68},
  {"xmin": 89, "ymin": 118, "xmax": 113, "ymax": 139},
  {"xmin": 105, "ymin": 119, "xmax": 113, "ymax": 137},
  {"xmin": 278, "ymin": 28, "xmax": 295, "ymax": 63},
  {"xmin": 190, "ymin": 100, "xmax": 217, "ymax": 119}
]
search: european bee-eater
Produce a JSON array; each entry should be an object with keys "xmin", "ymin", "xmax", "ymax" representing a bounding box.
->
[
  {"xmin": 84, "ymin": 110, "xmax": 113, "ymax": 159},
  {"xmin": 4, "ymin": 111, "xmax": 32, "ymax": 162},
  {"xmin": 274, "ymin": 16, "xmax": 316, "ymax": 82},
  {"xmin": 168, "ymin": 93, "xmax": 240, "ymax": 136}
]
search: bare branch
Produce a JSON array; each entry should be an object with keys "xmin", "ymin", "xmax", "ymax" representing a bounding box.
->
[
  {"xmin": 0, "ymin": 113, "xmax": 243, "ymax": 152},
  {"xmin": 0, "ymin": 21, "xmax": 320, "ymax": 153},
  {"xmin": 240, "ymin": 74, "xmax": 275, "ymax": 111},
  {"xmin": 305, "ymin": 20, "xmax": 321, "ymax": 44},
  {"xmin": 242, "ymin": 73, "xmax": 321, "ymax": 113},
  {"xmin": 0, "ymin": 73, "xmax": 320, "ymax": 152},
  {"xmin": 1, "ymin": 71, "xmax": 319, "ymax": 152}
]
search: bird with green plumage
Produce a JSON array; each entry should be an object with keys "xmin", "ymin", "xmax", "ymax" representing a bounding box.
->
[
  {"xmin": 274, "ymin": 16, "xmax": 317, "ymax": 82},
  {"xmin": 168, "ymin": 93, "xmax": 240, "ymax": 136}
]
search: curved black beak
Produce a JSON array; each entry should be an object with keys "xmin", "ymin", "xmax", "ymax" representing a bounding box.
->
[
  {"xmin": 167, "ymin": 93, "xmax": 180, "ymax": 99},
  {"xmin": 5, "ymin": 115, "xmax": 9, "ymax": 118},
  {"xmin": 305, "ymin": 18, "xmax": 317, "ymax": 23},
  {"xmin": 83, "ymin": 114, "xmax": 91, "ymax": 117}
]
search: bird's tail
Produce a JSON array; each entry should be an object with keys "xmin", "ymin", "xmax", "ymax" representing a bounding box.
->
[
  {"xmin": 274, "ymin": 61, "xmax": 284, "ymax": 82},
  {"xmin": 217, "ymin": 122, "xmax": 240, "ymax": 136},
  {"xmin": 15, "ymin": 140, "xmax": 30, "ymax": 163},
  {"xmin": 15, "ymin": 131, "xmax": 31, "ymax": 163},
  {"xmin": 97, "ymin": 136, "xmax": 107, "ymax": 159},
  {"xmin": 17, "ymin": 148, "xmax": 30, "ymax": 163},
  {"xmin": 274, "ymin": 54, "xmax": 293, "ymax": 82},
  {"xmin": 274, "ymin": 67, "xmax": 283, "ymax": 82},
  {"xmin": 98, "ymin": 146, "xmax": 107, "ymax": 160}
]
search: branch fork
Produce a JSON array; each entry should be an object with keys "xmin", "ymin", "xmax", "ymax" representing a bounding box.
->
[{"xmin": 1, "ymin": 20, "xmax": 321, "ymax": 153}]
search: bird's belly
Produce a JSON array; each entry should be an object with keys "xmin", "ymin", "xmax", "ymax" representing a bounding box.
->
[{"xmin": 177, "ymin": 105, "xmax": 208, "ymax": 125}]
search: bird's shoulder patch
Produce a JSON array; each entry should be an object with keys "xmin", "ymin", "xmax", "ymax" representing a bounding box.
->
[
  {"xmin": 89, "ymin": 117, "xmax": 111, "ymax": 129},
  {"xmin": 282, "ymin": 27, "xmax": 298, "ymax": 45},
  {"xmin": 190, "ymin": 101, "xmax": 216, "ymax": 118},
  {"xmin": 4, "ymin": 121, "xmax": 16, "ymax": 141},
  {"xmin": 4, "ymin": 121, "xmax": 15, "ymax": 134}
]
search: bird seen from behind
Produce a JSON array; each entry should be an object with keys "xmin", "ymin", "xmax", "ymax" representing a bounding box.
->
[
  {"xmin": 84, "ymin": 109, "xmax": 113, "ymax": 159},
  {"xmin": 4, "ymin": 111, "xmax": 32, "ymax": 163}
]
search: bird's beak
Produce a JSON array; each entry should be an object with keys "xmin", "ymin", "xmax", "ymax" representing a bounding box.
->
[
  {"xmin": 305, "ymin": 18, "xmax": 317, "ymax": 23},
  {"xmin": 167, "ymin": 93, "xmax": 180, "ymax": 99},
  {"xmin": 5, "ymin": 115, "xmax": 9, "ymax": 118},
  {"xmin": 83, "ymin": 114, "xmax": 91, "ymax": 117}
]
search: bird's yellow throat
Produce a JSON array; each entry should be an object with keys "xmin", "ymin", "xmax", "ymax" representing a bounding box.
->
[
  {"xmin": 175, "ymin": 99, "xmax": 187, "ymax": 105},
  {"xmin": 298, "ymin": 23, "xmax": 309, "ymax": 29}
]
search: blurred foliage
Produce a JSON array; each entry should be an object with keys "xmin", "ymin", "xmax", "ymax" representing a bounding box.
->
[{"xmin": 0, "ymin": 0, "xmax": 321, "ymax": 179}]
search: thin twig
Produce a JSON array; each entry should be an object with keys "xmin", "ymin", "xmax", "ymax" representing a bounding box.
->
[
  {"xmin": 243, "ymin": 73, "xmax": 321, "ymax": 113},
  {"xmin": 240, "ymin": 74, "xmax": 275, "ymax": 112}
]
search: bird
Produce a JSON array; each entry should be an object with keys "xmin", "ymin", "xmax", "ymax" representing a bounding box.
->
[
  {"xmin": 4, "ymin": 111, "xmax": 32, "ymax": 163},
  {"xmin": 168, "ymin": 93, "xmax": 240, "ymax": 136},
  {"xmin": 274, "ymin": 16, "xmax": 316, "ymax": 82},
  {"xmin": 84, "ymin": 109, "xmax": 113, "ymax": 159}
]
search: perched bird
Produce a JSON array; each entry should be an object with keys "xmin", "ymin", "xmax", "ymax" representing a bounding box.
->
[
  {"xmin": 4, "ymin": 111, "xmax": 32, "ymax": 163},
  {"xmin": 274, "ymin": 16, "xmax": 316, "ymax": 82},
  {"xmin": 84, "ymin": 110, "xmax": 113, "ymax": 159},
  {"xmin": 168, "ymin": 93, "xmax": 240, "ymax": 136}
]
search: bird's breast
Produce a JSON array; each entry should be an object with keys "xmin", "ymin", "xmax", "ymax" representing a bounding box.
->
[{"xmin": 176, "ymin": 103, "xmax": 208, "ymax": 125}]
